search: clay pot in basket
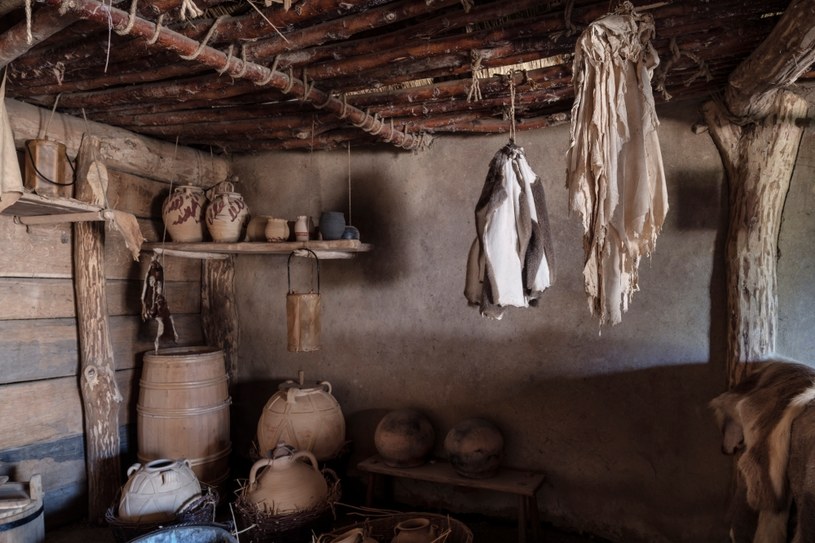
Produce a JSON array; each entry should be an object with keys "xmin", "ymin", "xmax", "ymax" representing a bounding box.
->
[
  {"xmin": 391, "ymin": 518, "xmax": 438, "ymax": 543},
  {"xmin": 374, "ymin": 409, "xmax": 435, "ymax": 468},
  {"xmin": 162, "ymin": 185, "xmax": 207, "ymax": 242},
  {"xmin": 329, "ymin": 527, "xmax": 377, "ymax": 543},
  {"xmin": 118, "ymin": 459, "xmax": 201, "ymax": 523},
  {"xmin": 244, "ymin": 445, "xmax": 328, "ymax": 515},
  {"xmin": 443, "ymin": 418, "xmax": 504, "ymax": 479},
  {"xmin": 257, "ymin": 379, "xmax": 345, "ymax": 461}
]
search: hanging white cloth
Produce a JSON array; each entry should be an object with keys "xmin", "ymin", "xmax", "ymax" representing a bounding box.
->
[
  {"xmin": 0, "ymin": 68, "xmax": 23, "ymax": 213},
  {"xmin": 565, "ymin": 3, "xmax": 668, "ymax": 326},
  {"xmin": 465, "ymin": 142, "xmax": 555, "ymax": 319}
]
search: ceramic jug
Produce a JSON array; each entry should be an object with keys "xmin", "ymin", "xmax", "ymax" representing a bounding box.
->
[
  {"xmin": 205, "ymin": 181, "xmax": 248, "ymax": 242},
  {"xmin": 118, "ymin": 459, "xmax": 201, "ymax": 523},
  {"xmin": 162, "ymin": 185, "xmax": 207, "ymax": 242},
  {"xmin": 294, "ymin": 215, "xmax": 311, "ymax": 241},
  {"xmin": 244, "ymin": 445, "xmax": 328, "ymax": 515},
  {"xmin": 257, "ymin": 378, "xmax": 345, "ymax": 461},
  {"xmin": 265, "ymin": 217, "xmax": 290, "ymax": 242},
  {"xmin": 391, "ymin": 518, "xmax": 438, "ymax": 543}
]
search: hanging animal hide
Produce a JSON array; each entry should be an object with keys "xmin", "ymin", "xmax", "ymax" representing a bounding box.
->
[
  {"xmin": 465, "ymin": 142, "xmax": 555, "ymax": 319},
  {"xmin": 710, "ymin": 360, "xmax": 815, "ymax": 543},
  {"xmin": 141, "ymin": 253, "xmax": 178, "ymax": 351},
  {"xmin": 565, "ymin": 3, "xmax": 668, "ymax": 326}
]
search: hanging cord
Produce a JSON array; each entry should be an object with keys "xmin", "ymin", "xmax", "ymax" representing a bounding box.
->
[
  {"xmin": 41, "ymin": 92, "xmax": 62, "ymax": 139},
  {"xmin": 157, "ymin": 135, "xmax": 181, "ymax": 264},
  {"xmin": 466, "ymin": 49, "xmax": 484, "ymax": 103},
  {"xmin": 180, "ymin": 15, "xmax": 227, "ymax": 60},
  {"xmin": 216, "ymin": 44, "xmax": 234, "ymax": 75},
  {"xmin": 347, "ymin": 142, "xmax": 352, "ymax": 226},
  {"xmin": 147, "ymin": 13, "xmax": 166, "ymax": 45},
  {"xmin": 508, "ymin": 74, "xmax": 517, "ymax": 143},
  {"xmin": 80, "ymin": 108, "xmax": 111, "ymax": 209},
  {"xmin": 114, "ymin": 0, "xmax": 138, "ymax": 35},
  {"xmin": 179, "ymin": 0, "xmax": 204, "ymax": 21},
  {"xmin": 253, "ymin": 56, "xmax": 279, "ymax": 86},
  {"xmin": 653, "ymin": 37, "xmax": 712, "ymax": 101},
  {"xmin": 24, "ymin": 0, "xmax": 33, "ymax": 43},
  {"xmin": 245, "ymin": 0, "xmax": 289, "ymax": 42}
]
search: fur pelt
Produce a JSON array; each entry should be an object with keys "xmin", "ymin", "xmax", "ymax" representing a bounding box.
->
[{"xmin": 710, "ymin": 360, "xmax": 815, "ymax": 543}]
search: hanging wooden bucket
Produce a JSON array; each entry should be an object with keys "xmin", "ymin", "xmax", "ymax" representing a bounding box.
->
[
  {"xmin": 287, "ymin": 250, "xmax": 321, "ymax": 352},
  {"xmin": 137, "ymin": 347, "xmax": 232, "ymax": 487},
  {"xmin": 0, "ymin": 474, "xmax": 44, "ymax": 543},
  {"xmin": 23, "ymin": 138, "xmax": 73, "ymax": 198}
]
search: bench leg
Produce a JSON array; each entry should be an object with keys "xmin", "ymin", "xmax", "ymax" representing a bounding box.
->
[
  {"xmin": 518, "ymin": 495, "xmax": 527, "ymax": 543},
  {"xmin": 366, "ymin": 473, "xmax": 376, "ymax": 506},
  {"xmin": 529, "ymin": 496, "xmax": 540, "ymax": 542}
]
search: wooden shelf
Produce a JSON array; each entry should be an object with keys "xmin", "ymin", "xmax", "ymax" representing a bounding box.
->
[
  {"xmin": 143, "ymin": 239, "xmax": 372, "ymax": 260},
  {"xmin": 1, "ymin": 192, "xmax": 102, "ymax": 216}
]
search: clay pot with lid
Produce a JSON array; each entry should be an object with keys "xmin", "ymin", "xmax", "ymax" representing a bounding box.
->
[
  {"xmin": 257, "ymin": 377, "xmax": 345, "ymax": 461},
  {"xmin": 443, "ymin": 418, "xmax": 504, "ymax": 478},
  {"xmin": 374, "ymin": 409, "xmax": 435, "ymax": 468},
  {"xmin": 243, "ymin": 444, "xmax": 328, "ymax": 515}
]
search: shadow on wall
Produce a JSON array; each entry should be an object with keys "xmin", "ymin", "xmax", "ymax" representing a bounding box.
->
[{"xmin": 229, "ymin": 361, "xmax": 732, "ymax": 542}]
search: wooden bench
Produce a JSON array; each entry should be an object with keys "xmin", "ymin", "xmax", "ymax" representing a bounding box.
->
[{"xmin": 358, "ymin": 455, "xmax": 545, "ymax": 543}]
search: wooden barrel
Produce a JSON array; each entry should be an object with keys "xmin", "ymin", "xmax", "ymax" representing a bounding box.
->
[
  {"xmin": 0, "ymin": 475, "xmax": 44, "ymax": 543},
  {"xmin": 137, "ymin": 346, "xmax": 231, "ymax": 486}
]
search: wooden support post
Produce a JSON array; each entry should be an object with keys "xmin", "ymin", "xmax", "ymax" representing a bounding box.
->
[
  {"xmin": 202, "ymin": 256, "xmax": 239, "ymax": 382},
  {"xmin": 73, "ymin": 134, "xmax": 122, "ymax": 523},
  {"xmin": 703, "ymin": 91, "xmax": 809, "ymax": 386}
]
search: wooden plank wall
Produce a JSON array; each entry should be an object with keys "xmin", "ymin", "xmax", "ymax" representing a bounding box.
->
[{"xmin": 0, "ymin": 101, "xmax": 227, "ymax": 526}]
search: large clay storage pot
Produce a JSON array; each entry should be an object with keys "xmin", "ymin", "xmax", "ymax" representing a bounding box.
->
[
  {"xmin": 205, "ymin": 182, "xmax": 248, "ymax": 242},
  {"xmin": 137, "ymin": 346, "xmax": 232, "ymax": 487},
  {"xmin": 443, "ymin": 418, "xmax": 504, "ymax": 478},
  {"xmin": 0, "ymin": 474, "xmax": 44, "ymax": 543},
  {"xmin": 257, "ymin": 378, "xmax": 345, "ymax": 461},
  {"xmin": 244, "ymin": 445, "xmax": 328, "ymax": 514},
  {"xmin": 374, "ymin": 409, "xmax": 435, "ymax": 468},
  {"xmin": 391, "ymin": 518, "xmax": 438, "ymax": 543},
  {"xmin": 118, "ymin": 459, "xmax": 201, "ymax": 523},
  {"xmin": 161, "ymin": 185, "xmax": 207, "ymax": 242}
]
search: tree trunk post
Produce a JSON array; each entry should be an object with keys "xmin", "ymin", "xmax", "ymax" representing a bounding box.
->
[{"xmin": 202, "ymin": 256, "xmax": 239, "ymax": 382}]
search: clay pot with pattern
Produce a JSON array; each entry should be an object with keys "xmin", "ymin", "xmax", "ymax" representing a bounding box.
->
[
  {"xmin": 205, "ymin": 182, "xmax": 248, "ymax": 242},
  {"xmin": 162, "ymin": 185, "xmax": 207, "ymax": 242},
  {"xmin": 118, "ymin": 459, "xmax": 202, "ymax": 523}
]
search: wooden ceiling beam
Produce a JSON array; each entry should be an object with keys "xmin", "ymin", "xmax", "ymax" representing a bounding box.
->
[
  {"xmin": 725, "ymin": 0, "xmax": 815, "ymax": 119},
  {"xmin": 43, "ymin": 0, "xmax": 425, "ymax": 150},
  {"xmin": 0, "ymin": 7, "xmax": 79, "ymax": 68}
]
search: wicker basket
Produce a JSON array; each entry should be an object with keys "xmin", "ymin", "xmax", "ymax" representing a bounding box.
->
[
  {"xmin": 232, "ymin": 470, "xmax": 341, "ymax": 543},
  {"xmin": 316, "ymin": 512, "xmax": 473, "ymax": 543},
  {"xmin": 105, "ymin": 486, "xmax": 219, "ymax": 543}
]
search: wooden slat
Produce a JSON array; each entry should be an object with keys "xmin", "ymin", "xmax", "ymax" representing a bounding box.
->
[
  {"xmin": 0, "ymin": 314, "xmax": 204, "ymax": 385},
  {"xmin": 0, "ymin": 278, "xmax": 200, "ymax": 320}
]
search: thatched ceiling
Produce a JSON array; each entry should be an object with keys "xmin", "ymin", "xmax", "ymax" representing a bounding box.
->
[{"xmin": 1, "ymin": 0, "xmax": 811, "ymax": 153}]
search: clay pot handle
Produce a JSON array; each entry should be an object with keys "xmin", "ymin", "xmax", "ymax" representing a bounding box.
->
[
  {"xmin": 319, "ymin": 380, "xmax": 332, "ymax": 394},
  {"xmin": 248, "ymin": 458, "xmax": 276, "ymax": 486},
  {"xmin": 291, "ymin": 450, "xmax": 321, "ymax": 473},
  {"xmin": 126, "ymin": 463, "xmax": 142, "ymax": 477}
]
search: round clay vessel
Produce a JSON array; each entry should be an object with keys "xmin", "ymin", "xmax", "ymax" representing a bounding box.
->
[
  {"xmin": 118, "ymin": 459, "xmax": 201, "ymax": 523},
  {"xmin": 243, "ymin": 445, "xmax": 328, "ymax": 515},
  {"xmin": 443, "ymin": 417, "xmax": 504, "ymax": 478},
  {"xmin": 257, "ymin": 379, "xmax": 346, "ymax": 461},
  {"xmin": 264, "ymin": 217, "xmax": 290, "ymax": 242},
  {"xmin": 329, "ymin": 527, "xmax": 377, "ymax": 543},
  {"xmin": 205, "ymin": 189, "xmax": 248, "ymax": 242},
  {"xmin": 319, "ymin": 211, "xmax": 345, "ymax": 240},
  {"xmin": 374, "ymin": 409, "xmax": 435, "ymax": 468},
  {"xmin": 162, "ymin": 185, "xmax": 207, "ymax": 242},
  {"xmin": 391, "ymin": 518, "xmax": 437, "ymax": 543},
  {"xmin": 245, "ymin": 215, "xmax": 273, "ymax": 241}
]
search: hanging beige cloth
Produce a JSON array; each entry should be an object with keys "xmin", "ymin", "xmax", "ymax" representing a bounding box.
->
[
  {"xmin": 565, "ymin": 3, "xmax": 668, "ymax": 326},
  {"xmin": 0, "ymin": 69, "xmax": 23, "ymax": 213}
]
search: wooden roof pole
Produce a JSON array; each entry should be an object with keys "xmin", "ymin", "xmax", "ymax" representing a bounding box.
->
[
  {"xmin": 42, "ymin": 0, "xmax": 426, "ymax": 151},
  {"xmin": 702, "ymin": 0, "xmax": 814, "ymax": 387},
  {"xmin": 0, "ymin": 7, "xmax": 78, "ymax": 67}
]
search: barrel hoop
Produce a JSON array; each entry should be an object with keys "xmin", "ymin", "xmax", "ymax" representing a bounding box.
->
[
  {"xmin": 0, "ymin": 504, "xmax": 43, "ymax": 533},
  {"xmin": 139, "ymin": 376, "xmax": 228, "ymax": 390},
  {"xmin": 139, "ymin": 444, "xmax": 231, "ymax": 467},
  {"xmin": 137, "ymin": 398, "xmax": 232, "ymax": 417}
]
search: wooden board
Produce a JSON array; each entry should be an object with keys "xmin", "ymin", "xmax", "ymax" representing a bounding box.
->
[
  {"xmin": 0, "ymin": 314, "xmax": 204, "ymax": 385},
  {"xmin": 145, "ymin": 239, "xmax": 373, "ymax": 257},
  {"xmin": 358, "ymin": 455, "xmax": 545, "ymax": 497}
]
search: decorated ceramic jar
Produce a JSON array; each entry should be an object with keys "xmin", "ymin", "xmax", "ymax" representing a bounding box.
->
[
  {"xmin": 257, "ymin": 378, "xmax": 345, "ymax": 461},
  {"xmin": 374, "ymin": 409, "xmax": 435, "ymax": 468},
  {"xmin": 205, "ymin": 181, "xmax": 248, "ymax": 242},
  {"xmin": 161, "ymin": 185, "xmax": 207, "ymax": 242},
  {"xmin": 118, "ymin": 459, "xmax": 201, "ymax": 523},
  {"xmin": 244, "ymin": 444, "xmax": 328, "ymax": 515}
]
